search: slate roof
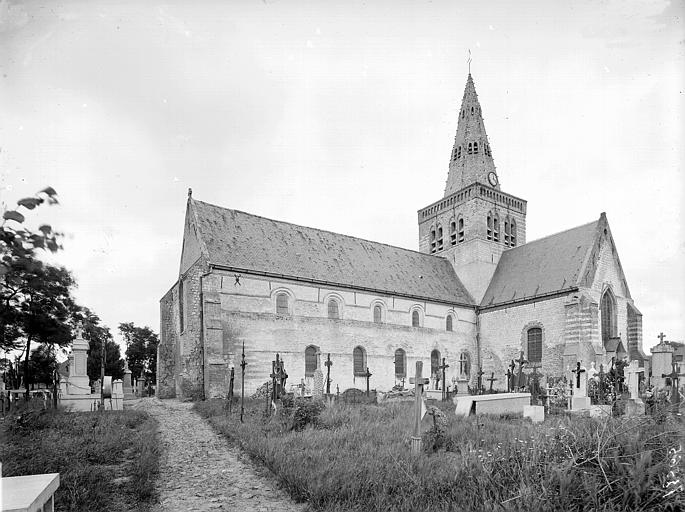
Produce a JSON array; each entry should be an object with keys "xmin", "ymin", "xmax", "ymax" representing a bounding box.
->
[
  {"xmin": 481, "ymin": 219, "xmax": 599, "ymax": 307},
  {"xmin": 191, "ymin": 199, "xmax": 474, "ymax": 305}
]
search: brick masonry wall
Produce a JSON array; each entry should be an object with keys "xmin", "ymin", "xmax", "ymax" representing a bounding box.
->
[{"xmin": 200, "ymin": 270, "xmax": 478, "ymax": 397}]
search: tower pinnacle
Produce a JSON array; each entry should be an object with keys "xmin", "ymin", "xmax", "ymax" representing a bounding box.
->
[{"xmin": 443, "ymin": 74, "xmax": 499, "ymax": 196}]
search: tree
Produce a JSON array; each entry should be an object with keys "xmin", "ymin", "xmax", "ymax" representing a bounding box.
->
[
  {"xmin": 78, "ymin": 308, "xmax": 124, "ymax": 382},
  {"xmin": 1, "ymin": 188, "xmax": 81, "ymax": 397},
  {"xmin": 119, "ymin": 322, "xmax": 159, "ymax": 382},
  {"xmin": 26, "ymin": 344, "xmax": 57, "ymax": 387}
]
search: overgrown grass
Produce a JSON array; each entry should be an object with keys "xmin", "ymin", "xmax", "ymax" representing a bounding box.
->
[
  {"xmin": 195, "ymin": 398, "xmax": 684, "ymax": 512},
  {"xmin": 0, "ymin": 406, "xmax": 160, "ymax": 512}
]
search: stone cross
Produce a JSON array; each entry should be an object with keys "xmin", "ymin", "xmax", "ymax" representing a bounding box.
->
[
  {"xmin": 363, "ymin": 367, "xmax": 372, "ymax": 396},
  {"xmin": 438, "ymin": 358, "xmax": 450, "ymax": 400},
  {"xmin": 476, "ymin": 366, "xmax": 485, "ymax": 394},
  {"xmin": 662, "ymin": 362, "xmax": 685, "ymax": 405},
  {"xmin": 324, "ymin": 353, "xmax": 333, "ymax": 395},
  {"xmin": 572, "ymin": 362, "xmax": 587, "ymax": 397},
  {"xmin": 487, "ymin": 372, "xmax": 497, "ymax": 393},
  {"xmin": 515, "ymin": 351, "xmax": 527, "ymax": 391},
  {"xmin": 240, "ymin": 342, "xmax": 247, "ymax": 423},
  {"xmin": 658, "ymin": 332, "xmax": 667, "ymax": 343},
  {"xmin": 505, "ymin": 368, "xmax": 514, "ymax": 392},
  {"xmin": 409, "ymin": 361, "xmax": 430, "ymax": 453},
  {"xmin": 297, "ymin": 378, "xmax": 306, "ymax": 397},
  {"xmin": 625, "ymin": 360, "xmax": 644, "ymax": 400}
]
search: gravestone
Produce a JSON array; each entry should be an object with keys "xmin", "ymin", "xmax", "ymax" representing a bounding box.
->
[
  {"xmin": 67, "ymin": 328, "xmax": 90, "ymax": 395},
  {"xmin": 136, "ymin": 380, "xmax": 146, "ymax": 397},
  {"xmin": 111, "ymin": 379, "xmax": 123, "ymax": 410},
  {"xmin": 523, "ymin": 404, "xmax": 544, "ymax": 423},
  {"xmin": 571, "ymin": 362, "xmax": 591, "ymax": 411},
  {"xmin": 650, "ymin": 337, "xmax": 673, "ymax": 390},
  {"xmin": 92, "ymin": 379, "xmax": 101, "ymax": 395},
  {"xmin": 312, "ymin": 361, "xmax": 324, "ymax": 398}
]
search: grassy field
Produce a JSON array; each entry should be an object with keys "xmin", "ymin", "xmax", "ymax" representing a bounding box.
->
[
  {"xmin": 195, "ymin": 398, "xmax": 684, "ymax": 512},
  {"xmin": 1, "ymin": 406, "xmax": 159, "ymax": 512}
]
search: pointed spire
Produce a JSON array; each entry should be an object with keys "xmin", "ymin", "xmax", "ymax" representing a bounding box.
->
[{"xmin": 443, "ymin": 74, "xmax": 499, "ymax": 196}]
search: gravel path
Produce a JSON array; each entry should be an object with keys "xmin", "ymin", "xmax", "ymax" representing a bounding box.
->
[{"xmin": 130, "ymin": 398, "xmax": 306, "ymax": 512}]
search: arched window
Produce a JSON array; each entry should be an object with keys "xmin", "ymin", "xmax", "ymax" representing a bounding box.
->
[
  {"xmin": 305, "ymin": 345, "xmax": 318, "ymax": 377},
  {"xmin": 467, "ymin": 142, "xmax": 473, "ymax": 154},
  {"xmin": 473, "ymin": 141, "xmax": 479, "ymax": 154},
  {"xmin": 431, "ymin": 349, "xmax": 441, "ymax": 379},
  {"xmin": 493, "ymin": 215, "xmax": 500, "ymax": 242},
  {"xmin": 446, "ymin": 315, "xmax": 453, "ymax": 331},
  {"xmin": 470, "ymin": 106, "xmax": 474, "ymax": 115},
  {"xmin": 411, "ymin": 310, "xmax": 420, "ymax": 327},
  {"xmin": 462, "ymin": 110, "xmax": 465, "ymax": 119},
  {"xmin": 487, "ymin": 212, "xmax": 493, "ymax": 240},
  {"xmin": 437, "ymin": 225, "xmax": 443, "ymax": 251},
  {"xmin": 276, "ymin": 293, "xmax": 290, "ymax": 315},
  {"xmin": 510, "ymin": 218, "xmax": 517, "ymax": 246},
  {"xmin": 353, "ymin": 346, "xmax": 366, "ymax": 376},
  {"xmin": 458, "ymin": 351, "xmax": 471, "ymax": 380},
  {"xmin": 450, "ymin": 220, "xmax": 457, "ymax": 245},
  {"xmin": 458, "ymin": 217, "xmax": 464, "ymax": 243},
  {"xmin": 504, "ymin": 218, "xmax": 510, "ymax": 246},
  {"xmin": 394, "ymin": 348, "xmax": 406, "ymax": 378},
  {"xmin": 430, "ymin": 228, "xmax": 436, "ymax": 253},
  {"xmin": 373, "ymin": 304, "xmax": 382, "ymax": 324},
  {"xmin": 179, "ymin": 278, "xmax": 185, "ymax": 332},
  {"xmin": 601, "ymin": 288, "xmax": 617, "ymax": 346},
  {"xmin": 327, "ymin": 299, "xmax": 340, "ymax": 320},
  {"xmin": 527, "ymin": 328, "xmax": 542, "ymax": 363},
  {"xmin": 457, "ymin": 146, "xmax": 462, "ymax": 159}
]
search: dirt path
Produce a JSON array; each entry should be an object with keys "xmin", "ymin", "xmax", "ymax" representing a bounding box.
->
[{"xmin": 130, "ymin": 398, "xmax": 306, "ymax": 512}]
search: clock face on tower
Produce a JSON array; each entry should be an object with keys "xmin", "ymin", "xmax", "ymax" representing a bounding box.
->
[{"xmin": 487, "ymin": 172, "xmax": 499, "ymax": 187}]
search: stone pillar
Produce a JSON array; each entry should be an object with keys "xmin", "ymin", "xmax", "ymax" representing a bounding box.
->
[
  {"xmin": 122, "ymin": 360, "xmax": 134, "ymax": 399},
  {"xmin": 67, "ymin": 331, "xmax": 90, "ymax": 395},
  {"xmin": 650, "ymin": 342, "xmax": 674, "ymax": 390}
]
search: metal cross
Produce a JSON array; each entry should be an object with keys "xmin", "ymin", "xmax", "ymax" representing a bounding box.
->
[
  {"xmin": 662, "ymin": 362, "xmax": 685, "ymax": 405},
  {"xmin": 438, "ymin": 358, "xmax": 450, "ymax": 400},
  {"xmin": 487, "ymin": 372, "xmax": 497, "ymax": 393},
  {"xmin": 572, "ymin": 362, "xmax": 585, "ymax": 389},
  {"xmin": 324, "ymin": 353, "xmax": 333, "ymax": 395},
  {"xmin": 505, "ymin": 368, "xmax": 514, "ymax": 392},
  {"xmin": 363, "ymin": 367, "xmax": 372, "ymax": 396},
  {"xmin": 476, "ymin": 366, "xmax": 485, "ymax": 394}
]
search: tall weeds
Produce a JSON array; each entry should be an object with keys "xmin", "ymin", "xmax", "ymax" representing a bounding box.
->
[{"xmin": 195, "ymin": 399, "xmax": 684, "ymax": 512}]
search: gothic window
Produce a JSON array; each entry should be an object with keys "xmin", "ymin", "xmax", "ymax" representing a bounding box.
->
[
  {"xmin": 473, "ymin": 141, "xmax": 479, "ymax": 154},
  {"xmin": 450, "ymin": 220, "xmax": 457, "ymax": 245},
  {"xmin": 504, "ymin": 218, "xmax": 510, "ymax": 246},
  {"xmin": 327, "ymin": 299, "xmax": 340, "ymax": 320},
  {"xmin": 431, "ymin": 349, "xmax": 441, "ymax": 378},
  {"xmin": 527, "ymin": 328, "xmax": 542, "ymax": 363},
  {"xmin": 353, "ymin": 346, "xmax": 367, "ymax": 376},
  {"xmin": 458, "ymin": 217, "xmax": 464, "ymax": 243},
  {"xmin": 276, "ymin": 292, "xmax": 290, "ymax": 315},
  {"xmin": 452, "ymin": 148, "xmax": 457, "ymax": 161},
  {"xmin": 458, "ymin": 352, "xmax": 471, "ymax": 379},
  {"xmin": 394, "ymin": 348, "xmax": 406, "ymax": 378},
  {"xmin": 179, "ymin": 278, "xmax": 185, "ymax": 332},
  {"xmin": 373, "ymin": 304, "xmax": 382, "ymax": 324},
  {"xmin": 493, "ymin": 215, "xmax": 500, "ymax": 242},
  {"xmin": 446, "ymin": 315, "xmax": 453, "ymax": 332},
  {"xmin": 437, "ymin": 225, "xmax": 443, "ymax": 251},
  {"xmin": 305, "ymin": 345, "xmax": 318, "ymax": 377},
  {"xmin": 457, "ymin": 146, "xmax": 462, "ymax": 159},
  {"xmin": 468, "ymin": 142, "xmax": 473, "ymax": 154},
  {"xmin": 462, "ymin": 110, "xmax": 465, "ymax": 118},
  {"xmin": 510, "ymin": 219, "xmax": 517, "ymax": 246},
  {"xmin": 430, "ymin": 228, "xmax": 436, "ymax": 253},
  {"xmin": 487, "ymin": 212, "xmax": 493, "ymax": 240},
  {"xmin": 411, "ymin": 310, "xmax": 420, "ymax": 327},
  {"xmin": 471, "ymin": 106, "xmax": 474, "ymax": 115},
  {"xmin": 601, "ymin": 288, "xmax": 618, "ymax": 346}
]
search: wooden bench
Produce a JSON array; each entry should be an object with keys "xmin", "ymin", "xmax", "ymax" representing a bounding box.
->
[{"xmin": 1, "ymin": 473, "xmax": 60, "ymax": 512}]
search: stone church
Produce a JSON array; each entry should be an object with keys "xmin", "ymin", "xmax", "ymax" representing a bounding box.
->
[{"xmin": 158, "ymin": 73, "xmax": 648, "ymax": 400}]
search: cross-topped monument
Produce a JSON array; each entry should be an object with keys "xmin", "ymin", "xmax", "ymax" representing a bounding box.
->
[
  {"xmin": 409, "ymin": 361, "xmax": 430, "ymax": 453},
  {"xmin": 572, "ymin": 361, "xmax": 585, "ymax": 389},
  {"xmin": 476, "ymin": 366, "xmax": 485, "ymax": 395},
  {"xmin": 362, "ymin": 367, "xmax": 372, "ymax": 396},
  {"xmin": 658, "ymin": 332, "xmax": 667, "ymax": 343},
  {"xmin": 438, "ymin": 358, "xmax": 450, "ymax": 400},
  {"xmin": 515, "ymin": 351, "xmax": 527, "ymax": 391},
  {"xmin": 324, "ymin": 353, "xmax": 333, "ymax": 395}
]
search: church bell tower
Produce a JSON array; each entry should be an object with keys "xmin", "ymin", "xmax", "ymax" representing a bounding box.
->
[{"xmin": 418, "ymin": 73, "xmax": 527, "ymax": 303}]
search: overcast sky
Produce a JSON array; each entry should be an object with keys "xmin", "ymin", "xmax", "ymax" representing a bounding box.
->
[{"xmin": 1, "ymin": 0, "xmax": 683, "ymax": 354}]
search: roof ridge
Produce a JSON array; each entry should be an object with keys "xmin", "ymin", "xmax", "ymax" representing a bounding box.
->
[
  {"xmin": 191, "ymin": 198, "xmax": 455, "ymax": 265},
  {"xmin": 502, "ymin": 218, "xmax": 599, "ymax": 254}
]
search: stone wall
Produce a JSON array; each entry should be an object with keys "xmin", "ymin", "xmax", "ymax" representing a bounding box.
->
[
  {"xmin": 200, "ymin": 269, "xmax": 477, "ymax": 398},
  {"xmin": 158, "ymin": 285, "xmax": 177, "ymax": 398}
]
